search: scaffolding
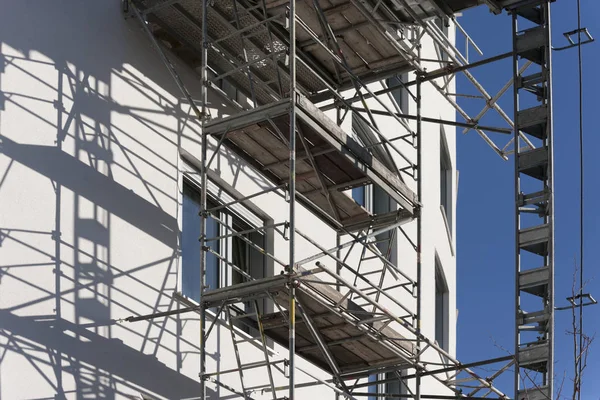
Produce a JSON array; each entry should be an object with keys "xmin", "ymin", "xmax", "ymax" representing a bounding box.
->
[{"xmin": 122, "ymin": 0, "xmax": 562, "ymax": 398}]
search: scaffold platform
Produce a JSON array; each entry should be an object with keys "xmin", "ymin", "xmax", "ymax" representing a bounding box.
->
[
  {"xmin": 133, "ymin": 0, "xmax": 433, "ymax": 101},
  {"xmin": 203, "ymin": 95, "xmax": 417, "ymax": 231},
  {"xmin": 201, "ymin": 267, "xmax": 414, "ymax": 377}
]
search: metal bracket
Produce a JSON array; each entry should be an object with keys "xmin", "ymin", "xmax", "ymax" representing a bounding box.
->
[
  {"xmin": 553, "ymin": 28, "xmax": 595, "ymax": 51},
  {"xmin": 283, "ymin": 221, "xmax": 289, "ymax": 241},
  {"xmin": 555, "ymin": 293, "xmax": 597, "ymax": 310}
]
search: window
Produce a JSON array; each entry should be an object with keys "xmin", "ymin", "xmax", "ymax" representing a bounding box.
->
[
  {"xmin": 230, "ymin": 216, "xmax": 265, "ymax": 287},
  {"xmin": 385, "ymin": 74, "xmax": 407, "ymax": 113},
  {"xmin": 208, "ymin": 69, "xmax": 241, "ymax": 104},
  {"xmin": 373, "ymin": 186, "xmax": 396, "ymax": 264},
  {"xmin": 440, "ymin": 129, "xmax": 453, "ymax": 234},
  {"xmin": 368, "ymin": 374, "xmax": 378, "ymax": 400},
  {"xmin": 182, "ymin": 183, "xmax": 219, "ymax": 302},
  {"xmin": 435, "ymin": 258, "xmax": 449, "ymax": 352},
  {"xmin": 385, "ymin": 372, "xmax": 405, "ymax": 399},
  {"xmin": 434, "ymin": 17, "xmax": 449, "ymax": 62},
  {"xmin": 349, "ymin": 129, "xmax": 371, "ymax": 209},
  {"xmin": 368, "ymin": 372, "xmax": 406, "ymax": 399},
  {"xmin": 181, "ymin": 181, "xmax": 265, "ymax": 305},
  {"xmin": 352, "ymin": 185, "xmax": 366, "ymax": 207}
]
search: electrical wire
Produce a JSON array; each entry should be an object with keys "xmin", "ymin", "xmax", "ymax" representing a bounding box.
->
[{"xmin": 576, "ymin": 0, "xmax": 585, "ymax": 398}]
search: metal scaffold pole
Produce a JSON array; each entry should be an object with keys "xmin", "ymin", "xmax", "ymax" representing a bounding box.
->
[
  {"xmin": 288, "ymin": 0, "xmax": 297, "ymax": 398},
  {"xmin": 199, "ymin": 0, "xmax": 209, "ymax": 398},
  {"xmin": 415, "ymin": 62, "xmax": 422, "ymax": 400}
]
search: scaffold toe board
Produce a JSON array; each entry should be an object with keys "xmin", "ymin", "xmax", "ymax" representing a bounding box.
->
[{"xmin": 203, "ymin": 96, "xmax": 418, "ymax": 231}]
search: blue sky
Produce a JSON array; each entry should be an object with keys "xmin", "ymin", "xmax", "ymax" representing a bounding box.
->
[{"xmin": 455, "ymin": 1, "xmax": 599, "ymax": 398}]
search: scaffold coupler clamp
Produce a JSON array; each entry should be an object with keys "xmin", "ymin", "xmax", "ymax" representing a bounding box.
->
[
  {"xmin": 283, "ymin": 221, "xmax": 289, "ymax": 240},
  {"xmin": 195, "ymin": 109, "xmax": 210, "ymax": 122},
  {"xmin": 198, "ymin": 372, "xmax": 209, "ymax": 381},
  {"xmin": 285, "ymin": 267, "xmax": 300, "ymax": 289}
]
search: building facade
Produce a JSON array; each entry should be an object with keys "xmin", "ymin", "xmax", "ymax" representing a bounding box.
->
[{"xmin": 0, "ymin": 1, "xmax": 458, "ymax": 399}]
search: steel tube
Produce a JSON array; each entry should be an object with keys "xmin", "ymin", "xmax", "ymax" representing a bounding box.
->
[
  {"xmin": 199, "ymin": 1, "xmax": 209, "ymax": 398},
  {"xmin": 351, "ymin": 107, "xmax": 512, "ymax": 135},
  {"xmin": 415, "ymin": 70, "xmax": 422, "ymax": 400},
  {"xmin": 287, "ymin": 0, "xmax": 297, "ymax": 397}
]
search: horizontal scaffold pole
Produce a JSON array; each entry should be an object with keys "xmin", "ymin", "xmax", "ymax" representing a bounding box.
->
[
  {"xmin": 122, "ymin": 304, "xmax": 200, "ymax": 322},
  {"xmin": 351, "ymin": 108, "xmax": 512, "ymax": 135},
  {"xmin": 346, "ymin": 355, "xmax": 514, "ymax": 388}
]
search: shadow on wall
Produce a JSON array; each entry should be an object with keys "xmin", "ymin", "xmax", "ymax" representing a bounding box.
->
[
  {"xmin": 0, "ymin": 0, "xmax": 236, "ymax": 399},
  {"xmin": 0, "ymin": 310, "xmax": 204, "ymax": 399},
  {"xmin": 0, "ymin": 135, "xmax": 178, "ymax": 248}
]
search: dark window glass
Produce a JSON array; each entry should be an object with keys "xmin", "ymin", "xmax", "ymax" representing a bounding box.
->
[
  {"xmin": 434, "ymin": 18, "xmax": 449, "ymax": 62},
  {"xmin": 435, "ymin": 261, "xmax": 449, "ymax": 351},
  {"xmin": 368, "ymin": 374, "xmax": 377, "ymax": 400},
  {"xmin": 352, "ymin": 185, "xmax": 366, "ymax": 207},
  {"xmin": 385, "ymin": 75, "xmax": 406, "ymax": 113},
  {"xmin": 385, "ymin": 372, "xmax": 404, "ymax": 399},
  {"xmin": 182, "ymin": 183, "xmax": 219, "ymax": 302},
  {"xmin": 440, "ymin": 132, "xmax": 453, "ymax": 232}
]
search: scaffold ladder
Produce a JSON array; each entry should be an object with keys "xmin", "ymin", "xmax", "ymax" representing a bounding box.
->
[{"xmin": 511, "ymin": 1, "xmax": 554, "ymax": 398}]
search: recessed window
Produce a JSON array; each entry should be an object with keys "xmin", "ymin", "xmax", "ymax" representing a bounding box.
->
[
  {"xmin": 208, "ymin": 69, "xmax": 241, "ymax": 104},
  {"xmin": 373, "ymin": 186, "xmax": 396, "ymax": 262},
  {"xmin": 385, "ymin": 74, "xmax": 407, "ymax": 113},
  {"xmin": 352, "ymin": 185, "xmax": 366, "ymax": 207},
  {"xmin": 434, "ymin": 17, "xmax": 449, "ymax": 62},
  {"xmin": 385, "ymin": 372, "xmax": 404, "ymax": 398},
  {"xmin": 368, "ymin": 374, "xmax": 378, "ymax": 400},
  {"xmin": 230, "ymin": 216, "xmax": 265, "ymax": 287},
  {"xmin": 440, "ymin": 129, "xmax": 453, "ymax": 235},
  {"xmin": 182, "ymin": 183, "xmax": 219, "ymax": 302},
  {"xmin": 435, "ymin": 258, "xmax": 449, "ymax": 352},
  {"xmin": 181, "ymin": 181, "xmax": 265, "ymax": 304},
  {"xmin": 368, "ymin": 372, "xmax": 406, "ymax": 399},
  {"xmin": 349, "ymin": 127, "xmax": 371, "ymax": 210}
]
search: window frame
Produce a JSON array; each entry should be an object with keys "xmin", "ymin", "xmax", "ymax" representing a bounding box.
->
[
  {"xmin": 440, "ymin": 126, "xmax": 453, "ymax": 240},
  {"xmin": 348, "ymin": 128, "xmax": 373, "ymax": 211},
  {"xmin": 434, "ymin": 17, "xmax": 450, "ymax": 62},
  {"xmin": 181, "ymin": 180, "xmax": 221, "ymax": 302},
  {"xmin": 367, "ymin": 372, "xmax": 406, "ymax": 399},
  {"xmin": 385, "ymin": 74, "xmax": 408, "ymax": 114},
  {"xmin": 351, "ymin": 184, "xmax": 372, "ymax": 210},
  {"xmin": 178, "ymin": 158, "xmax": 272, "ymax": 308},
  {"xmin": 434, "ymin": 255, "xmax": 450, "ymax": 352}
]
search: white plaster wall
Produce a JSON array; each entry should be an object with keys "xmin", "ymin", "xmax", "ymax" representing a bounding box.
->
[{"xmin": 0, "ymin": 1, "xmax": 457, "ymax": 399}]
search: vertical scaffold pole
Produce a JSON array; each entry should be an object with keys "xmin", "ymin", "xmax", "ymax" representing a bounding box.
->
[
  {"xmin": 288, "ymin": 0, "xmax": 297, "ymax": 398},
  {"xmin": 199, "ymin": 0, "xmax": 209, "ymax": 398},
  {"xmin": 415, "ymin": 48, "xmax": 423, "ymax": 400}
]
